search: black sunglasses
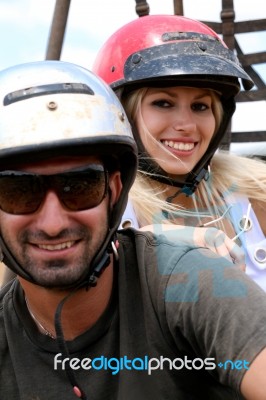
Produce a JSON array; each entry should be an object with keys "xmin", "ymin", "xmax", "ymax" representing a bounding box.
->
[{"xmin": 0, "ymin": 164, "xmax": 109, "ymax": 215}]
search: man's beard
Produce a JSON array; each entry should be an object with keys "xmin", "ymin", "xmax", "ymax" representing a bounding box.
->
[{"xmin": 7, "ymin": 225, "xmax": 108, "ymax": 289}]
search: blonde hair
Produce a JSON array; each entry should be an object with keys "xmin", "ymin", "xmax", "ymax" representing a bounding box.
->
[{"xmin": 122, "ymin": 88, "xmax": 266, "ymax": 228}]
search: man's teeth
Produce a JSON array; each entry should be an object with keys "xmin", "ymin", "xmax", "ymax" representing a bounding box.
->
[
  {"xmin": 38, "ymin": 241, "xmax": 75, "ymax": 251},
  {"xmin": 163, "ymin": 140, "xmax": 195, "ymax": 151}
]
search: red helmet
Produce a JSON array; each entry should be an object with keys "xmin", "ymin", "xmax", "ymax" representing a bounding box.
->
[
  {"xmin": 93, "ymin": 14, "xmax": 253, "ymax": 98},
  {"xmin": 93, "ymin": 15, "xmax": 254, "ymax": 194}
]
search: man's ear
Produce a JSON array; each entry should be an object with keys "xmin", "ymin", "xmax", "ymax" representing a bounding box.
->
[{"xmin": 109, "ymin": 171, "xmax": 123, "ymax": 206}]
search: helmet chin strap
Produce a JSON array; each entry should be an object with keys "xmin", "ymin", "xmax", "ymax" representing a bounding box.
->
[
  {"xmin": 138, "ymin": 153, "xmax": 211, "ymax": 196},
  {"xmin": 85, "ymin": 238, "xmax": 119, "ymax": 288}
]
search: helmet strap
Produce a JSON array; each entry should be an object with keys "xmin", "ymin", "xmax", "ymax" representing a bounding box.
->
[{"xmin": 139, "ymin": 157, "xmax": 210, "ymax": 196}]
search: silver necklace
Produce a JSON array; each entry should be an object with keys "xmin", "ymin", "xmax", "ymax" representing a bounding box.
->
[{"xmin": 25, "ymin": 297, "xmax": 56, "ymax": 339}]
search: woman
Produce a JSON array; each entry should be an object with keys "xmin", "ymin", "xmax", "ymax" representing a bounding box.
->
[{"xmin": 93, "ymin": 14, "xmax": 266, "ymax": 290}]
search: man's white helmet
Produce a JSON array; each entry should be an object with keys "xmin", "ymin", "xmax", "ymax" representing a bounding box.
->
[{"xmin": 0, "ymin": 60, "xmax": 138, "ymax": 286}]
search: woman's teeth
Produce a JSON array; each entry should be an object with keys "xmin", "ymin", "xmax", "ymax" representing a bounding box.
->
[{"xmin": 163, "ymin": 140, "xmax": 195, "ymax": 151}]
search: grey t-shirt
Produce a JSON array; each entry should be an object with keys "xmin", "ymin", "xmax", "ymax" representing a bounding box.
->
[{"xmin": 1, "ymin": 228, "xmax": 266, "ymax": 399}]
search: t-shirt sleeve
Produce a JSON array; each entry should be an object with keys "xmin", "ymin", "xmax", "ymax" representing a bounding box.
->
[{"xmin": 162, "ymin": 246, "xmax": 266, "ymax": 391}]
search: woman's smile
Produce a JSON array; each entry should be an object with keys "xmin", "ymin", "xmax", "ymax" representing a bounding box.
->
[{"xmin": 138, "ymin": 86, "xmax": 217, "ymax": 175}]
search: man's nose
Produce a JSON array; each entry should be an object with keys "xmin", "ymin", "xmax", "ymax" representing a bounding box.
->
[{"xmin": 33, "ymin": 190, "xmax": 70, "ymax": 237}]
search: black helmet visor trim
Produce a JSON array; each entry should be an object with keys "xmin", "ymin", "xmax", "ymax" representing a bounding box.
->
[
  {"xmin": 4, "ymin": 83, "xmax": 94, "ymax": 106},
  {"xmin": 115, "ymin": 41, "xmax": 254, "ymax": 95}
]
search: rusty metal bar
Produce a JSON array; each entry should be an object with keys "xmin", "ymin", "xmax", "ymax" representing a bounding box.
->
[
  {"xmin": 173, "ymin": 0, "xmax": 184, "ymax": 15},
  {"xmin": 221, "ymin": 0, "xmax": 235, "ymax": 50},
  {"xmin": 230, "ymin": 131, "xmax": 266, "ymax": 142},
  {"xmin": 46, "ymin": 0, "xmax": 71, "ymax": 60},
  {"xmin": 219, "ymin": 0, "xmax": 236, "ymax": 149},
  {"xmin": 135, "ymin": 0, "xmax": 150, "ymax": 17}
]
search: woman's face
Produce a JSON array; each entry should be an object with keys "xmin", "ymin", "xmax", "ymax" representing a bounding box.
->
[{"xmin": 137, "ymin": 86, "xmax": 217, "ymax": 177}]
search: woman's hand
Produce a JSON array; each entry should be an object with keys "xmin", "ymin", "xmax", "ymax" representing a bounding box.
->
[{"xmin": 139, "ymin": 224, "xmax": 246, "ymax": 271}]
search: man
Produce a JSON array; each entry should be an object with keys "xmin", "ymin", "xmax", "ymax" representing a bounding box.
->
[{"xmin": 0, "ymin": 60, "xmax": 266, "ymax": 400}]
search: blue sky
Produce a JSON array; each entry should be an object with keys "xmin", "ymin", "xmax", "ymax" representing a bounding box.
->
[{"xmin": 0, "ymin": 0, "xmax": 265, "ymax": 152}]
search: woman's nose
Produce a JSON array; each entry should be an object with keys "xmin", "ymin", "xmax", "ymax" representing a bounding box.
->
[{"xmin": 172, "ymin": 109, "xmax": 196, "ymax": 132}]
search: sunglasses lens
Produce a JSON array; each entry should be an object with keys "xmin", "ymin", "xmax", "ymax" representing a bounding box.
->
[
  {"xmin": 0, "ymin": 175, "xmax": 43, "ymax": 214},
  {"xmin": 0, "ymin": 166, "xmax": 107, "ymax": 214},
  {"xmin": 56, "ymin": 168, "xmax": 107, "ymax": 211}
]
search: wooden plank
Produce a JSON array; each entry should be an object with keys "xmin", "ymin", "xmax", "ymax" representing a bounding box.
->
[
  {"xmin": 201, "ymin": 19, "xmax": 266, "ymax": 34},
  {"xmin": 238, "ymin": 52, "xmax": 266, "ymax": 66},
  {"xmin": 231, "ymin": 131, "xmax": 266, "ymax": 142},
  {"xmin": 173, "ymin": 0, "xmax": 184, "ymax": 15},
  {"xmin": 237, "ymin": 88, "xmax": 266, "ymax": 102},
  {"xmin": 135, "ymin": 0, "xmax": 150, "ymax": 17},
  {"xmin": 45, "ymin": 0, "xmax": 71, "ymax": 60}
]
